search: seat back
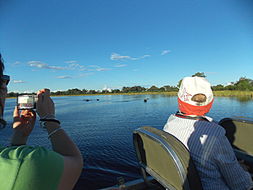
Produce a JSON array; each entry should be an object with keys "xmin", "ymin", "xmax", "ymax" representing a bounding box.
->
[
  {"xmin": 219, "ymin": 118, "xmax": 253, "ymax": 156},
  {"xmin": 133, "ymin": 126, "xmax": 203, "ymax": 190}
]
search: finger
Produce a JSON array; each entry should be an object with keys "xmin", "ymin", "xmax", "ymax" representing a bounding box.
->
[
  {"xmin": 21, "ymin": 109, "xmax": 29, "ymax": 115},
  {"xmin": 13, "ymin": 106, "xmax": 20, "ymax": 118},
  {"xmin": 25, "ymin": 110, "xmax": 36, "ymax": 121},
  {"xmin": 29, "ymin": 110, "xmax": 36, "ymax": 118}
]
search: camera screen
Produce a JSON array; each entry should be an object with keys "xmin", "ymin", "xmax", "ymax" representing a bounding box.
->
[{"xmin": 17, "ymin": 95, "xmax": 35, "ymax": 109}]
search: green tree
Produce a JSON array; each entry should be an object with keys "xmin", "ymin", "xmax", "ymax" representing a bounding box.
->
[
  {"xmin": 88, "ymin": 90, "xmax": 97, "ymax": 94},
  {"xmin": 163, "ymin": 85, "xmax": 178, "ymax": 92},
  {"xmin": 148, "ymin": 85, "xmax": 159, "ymax": 92},
  {"xmin": 82, "ymin": 89, "xmax": 88, "ymax": 94},
  {"xmin": 192, "ymin": 72, "xmax": 206, "ymax": 77},
  {"xmin": 234, "ymin": 77, "xmax": 253, "ymax": 91},
  {"xmin": 129, "ymin": 86, "xmax": 146, "ymax": 92},
  {"xmin": 111, "ymin": 89, "xmax": 120, "ymax": 93},
  {"xmin": 212, "ymin": 84, "xmax": 224, "ymax": 91},
  {"xmin": 122, "ymin": 87, "xmax": 130, "ymax": 93},
  {"xmin": 7, "ymin": 92, "xmax": 19, "ymax": 97},
  {"xmin": 67, "ymin": 88, "xmax": 82, "ymax": 95}
]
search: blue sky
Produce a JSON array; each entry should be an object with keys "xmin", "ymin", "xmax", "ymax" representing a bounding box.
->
[{"xmin": 1, "ymin": 0, "xmax": 253, "ymax": 92}]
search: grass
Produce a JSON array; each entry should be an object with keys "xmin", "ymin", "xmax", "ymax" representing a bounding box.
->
[
  {"xmin": 7, "ymin": 91, "xmax": 253, "ymax": 98},
  {"xmin": 70, "ymin": 91, "xmax": 253, "ymax": 97},
  {"xmin": 213, "ymin": 91, "xmax": 253, "ymax": 97},
  {"xmin": 50, "ymin": 91, "xmax": 178, "ymax": 97}
]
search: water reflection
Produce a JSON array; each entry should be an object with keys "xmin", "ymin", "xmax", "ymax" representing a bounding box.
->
[
  {"xmin": 2, "ymin": 95, "xmax": 253, "ymax": 189},
  {"xmin": 232, "ymin": 96, "xmax": 253, "ymax": 103}
]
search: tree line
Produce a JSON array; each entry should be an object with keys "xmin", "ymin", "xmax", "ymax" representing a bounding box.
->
[{"xmin": 7, "ymin": 73, "xmax": 253, "ymax": 97}]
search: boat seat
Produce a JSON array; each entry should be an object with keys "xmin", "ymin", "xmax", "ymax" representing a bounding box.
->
[
  {"xmin": 219, "ymin": 118, "xmax": 253, "ymax": 166},
  {"xmin": 133, "ymin": 126, "xmax": 203, "ymax": 190}
]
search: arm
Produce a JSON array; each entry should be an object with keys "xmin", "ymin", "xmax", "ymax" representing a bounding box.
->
[
  {"xmin": 36, "ymin": 89, "xmax": 83, "ymax": 190},
  {"xmin": 214, "ymin": 135, "xmax": 253, "ymax": 190},
  {"xmin": 11, "ymin": 107, "xmax": 36, "ymax": 146}
]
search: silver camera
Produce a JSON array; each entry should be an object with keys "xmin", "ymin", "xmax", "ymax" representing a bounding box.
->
[{"xmin": 17, "ymin": 95, "xmax": 37, "ymax": 110}]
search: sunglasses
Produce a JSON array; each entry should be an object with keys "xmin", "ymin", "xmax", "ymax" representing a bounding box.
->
[{"xmin": 2, "ymin": 75, "xmax": 10, "ymax": 85}]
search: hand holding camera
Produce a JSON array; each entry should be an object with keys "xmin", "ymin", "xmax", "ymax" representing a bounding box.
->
[
  {"xmin": 12, "ymin": 89, "xmax": 57, "ymax": 145},
  {"xmin": 13, "ymin": 106, "xmax": 36, "ymax": 136},
  {"xmin": 11, "ymin": 106, "xmax": 36, "ymax": 145},
  {"xmin": 36, "ymin": 89, "xmax": 55, "ymax": 119},
  {"xmin": 17, "ymin": 89, "xmax": 55, "ymax": 119}
]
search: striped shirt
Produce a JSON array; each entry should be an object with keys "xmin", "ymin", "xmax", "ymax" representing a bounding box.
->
[{"xmin": 163, "ymin": 114, "xmax": 253, "ymax": 190}]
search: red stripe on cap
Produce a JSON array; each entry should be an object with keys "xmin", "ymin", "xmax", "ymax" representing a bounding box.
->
[{"xmin": 178, "ymin": 98, "xmax": 214, "ymax": 116}]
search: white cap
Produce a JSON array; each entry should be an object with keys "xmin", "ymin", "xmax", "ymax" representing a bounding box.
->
[{"xmin": 178, "ymin": 76, "xmax": 213, "ymax": 106}]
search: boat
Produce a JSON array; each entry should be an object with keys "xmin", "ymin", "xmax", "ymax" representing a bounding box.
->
[{"xmin": 100, "ymin": 117, "xmax": 253, "ymax": 190}]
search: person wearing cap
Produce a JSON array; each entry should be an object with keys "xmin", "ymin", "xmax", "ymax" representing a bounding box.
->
[{"xmin": 163, "ymin": 76, "xmax": 253, "ymax": 190}]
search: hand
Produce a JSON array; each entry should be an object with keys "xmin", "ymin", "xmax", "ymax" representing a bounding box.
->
[
  {"xmin": 11, "ymin": 107, "xmax": 36, "ymax": 146},
  {"xmin": 36, "ymin": 89, "xmax": 55, "ymax": 119},
  {"xmin": 13, "ymin": 106, "xmax": 36, "ymax": 137}
]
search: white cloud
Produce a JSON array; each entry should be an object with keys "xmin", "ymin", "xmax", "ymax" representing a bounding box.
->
[
  {"xmin": 161, "ymin": 50, "xmax": 171, "ymax": 55},
  {"xmin": 114, "ymin": 64, "xmax": 127, "ymax": 68},
  {"xmin": 88, "ymin": 65, "xmax": 99, "ymax": 68},
  {"xmin": 28, "ymin": 61, "xmax": 66, "ymax": 70},
  {"xmin": 142, "ymin": 54, "xmax": 150, "ymax": 58},
  {"xmin": 87, "ymin": 65, "xmax": 111, "ymax": 71},
  {"xmin": 56, "ymin": 76, "xmax": 72, "ymax": 79},
  {"xmin": 65, "ymin": 60, "xmax": 77, "ymax": 64},
  {"xmin": 96, "ymin": 68, "xmax": 111, "ymax": 71},
  {"xmin": 13, "ymin": 80, "xmax": 26, "ymax": 83},
  {"xmin": 78, "ymin": 73, "xmax": 94, "ymax": 77},
  {"xmin": 69, "ymin": 63, "xmax": 86, "ymax": 71},
  {"xmin": 111, "ymin": 53, "xmax": 131, "ymax": 61},
  {"xmin": 110, "ymin": 53, "xmax": 151, "ymax": 61},
  {"xmin": 14, "ymin": 61, "xmax": 22, "ymax": 65}
]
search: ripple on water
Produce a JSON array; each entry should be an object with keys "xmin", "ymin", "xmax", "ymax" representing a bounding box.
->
[{"xmin": 3, "ymin": 96, "xmax": 253, "ymax": 189}]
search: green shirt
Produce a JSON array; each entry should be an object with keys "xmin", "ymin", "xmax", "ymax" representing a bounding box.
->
[{"xmin": 0, "ymin": 145, "xmax": 64, "ymax": 190}]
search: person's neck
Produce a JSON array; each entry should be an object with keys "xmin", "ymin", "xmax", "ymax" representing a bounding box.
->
[
  {"xmin": 177, "ymin": 111, "xmax": 205, "ymax": 117},
  {"xmin": 175, "ymin": 111, "xmax": 209, "ymax": 121}
]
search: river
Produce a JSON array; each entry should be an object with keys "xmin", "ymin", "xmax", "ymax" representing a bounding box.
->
[{"xmin": 1, "ymin": 95, "xmax": 253, "ymax": 189}]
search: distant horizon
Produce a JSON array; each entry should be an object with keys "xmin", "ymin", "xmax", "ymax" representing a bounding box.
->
[
  {"xmin": 1, "ymin": 0, "xmax": 253, "ymax": 93},
  {"xmin": 6, "ymin": 76, "xmax": 250, "ymax": 94}
]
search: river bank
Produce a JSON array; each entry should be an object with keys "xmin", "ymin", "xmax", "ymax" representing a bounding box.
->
[
  {"xmin": 52, "ymin": 90, "xmax": 253, "ymax": 97},
  {"xmin": 7, "ymin": 90, "xmax": 253, "ymax": 98}
]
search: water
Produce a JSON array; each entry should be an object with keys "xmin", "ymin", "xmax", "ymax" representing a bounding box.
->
[{"xmin": 1, "ymin": 95, "xmax": 253, "ymax": 189}]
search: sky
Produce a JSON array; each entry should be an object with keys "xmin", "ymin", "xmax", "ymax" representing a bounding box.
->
[{"xmin": 1, "ymin": 0, "xmax": 253, "ymax": 92}]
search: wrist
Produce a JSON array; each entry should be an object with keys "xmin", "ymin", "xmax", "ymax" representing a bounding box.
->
[
  {"xmin": 40, "ymin": 118, "xmax": 61, "ymax": 132},
  {"xmin": 40, "ymin": 114, "xmax": 56, "ymax": 120},
  {"xmin": 11, "ymin": 132, "xmax": 28, "ymax": 146},
  {"xmin": 42, "ymin": 121, "xmax": 61, "ymax": 133}
]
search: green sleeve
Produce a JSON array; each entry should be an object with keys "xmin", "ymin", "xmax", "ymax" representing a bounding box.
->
[{"xmin": 0, "ymin": 145, "xmax": 64, "ymax": 190}]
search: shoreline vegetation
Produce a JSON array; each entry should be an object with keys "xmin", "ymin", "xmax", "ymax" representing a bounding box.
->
[
  {"xmin": 7, "ymin": 74, "xmax": 253, "ymax": 99},
  {"xmin": 7, "ymin": 91, "xmax": 253, "ymax": 99},
  {"xmin": 56, "ymin": 91, "xmax": 253, "ymax": 97}
]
